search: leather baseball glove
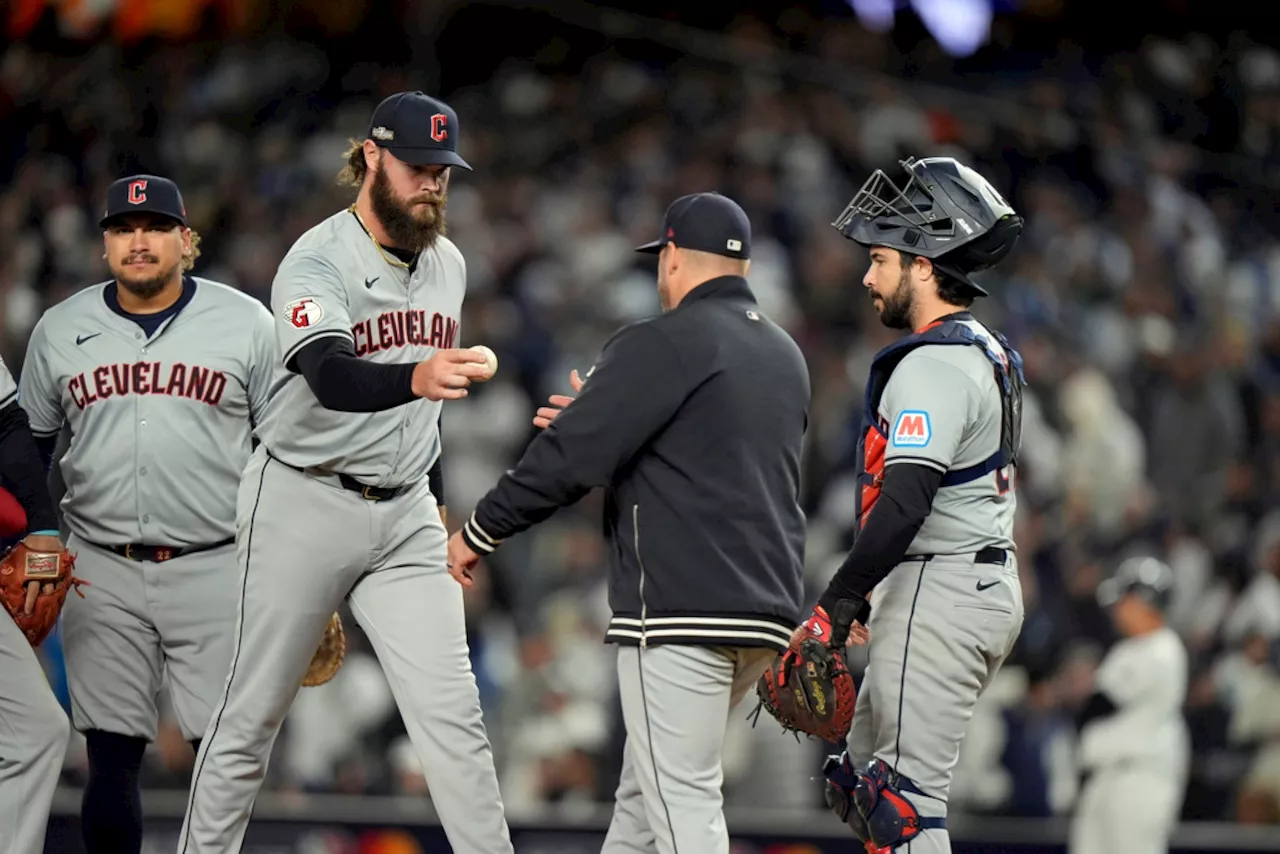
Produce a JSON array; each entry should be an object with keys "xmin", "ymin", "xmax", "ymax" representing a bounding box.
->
[
  {"xmin": 751, "ymin": 601, "xmax": 862, "ymax": 743},
  {"xmin": 301, "ymin": 612, "xmax": 346, "ymax": 687},
  {"xmin": 0, "ymin": 537, "xmax": 86, "ymax": 647}
]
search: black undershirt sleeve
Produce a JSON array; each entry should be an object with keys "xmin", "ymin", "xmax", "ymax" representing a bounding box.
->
[
  {"xmin": 35, "ymin": 434, "xmax": 57, "ymax": 472},
  {"xmin": 0, "ymin": 402, "xmax": 60, "ymax": 532},
  {"xmin": 428, "ymin": 413, "xmax": 444, "ymax": 505},
  {"xmin": 293, "ymin": 336, "xmax": 418, "ymax": 413},
  {"xmin": 819, "ymin": 462, "xmax": 944, "ymax": 613}
]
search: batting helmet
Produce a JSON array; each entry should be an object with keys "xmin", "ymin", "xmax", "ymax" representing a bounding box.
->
[
  {"xmin": 1096, "ymin": 556, "xmax": 1175, "ymax": 612},
  {"xmin": 831, "ymin": 156, "xmax": 1024, "ymax": 295}
]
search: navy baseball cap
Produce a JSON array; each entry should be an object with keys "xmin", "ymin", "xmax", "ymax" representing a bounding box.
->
[
  {"xmin": 100, "ymin": 175, "xmax": 187, "ymax": 228},
  {"xmin": 635, "ymin": 192, "xmax": 751, "ymax": 260},
  {"xmin": 367, "ymin": 91, "xmax": 472, "ymax": 171}
]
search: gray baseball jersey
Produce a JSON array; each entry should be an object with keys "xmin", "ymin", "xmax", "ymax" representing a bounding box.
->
[
  {"xmin": 180, "ymin": 209, "xmax": 511, "ymax": 853},
  {"xmin": 18, "ymin": 278, "xmax": 276, "ymax": 547},
  {"xmin": 0, "ymin": 356, "xmax": 17, "ymax": 407},
  {"xmin": 879, "ymin": 317, "xmax": 1017, "ymax": 555},
  {"xmin": 253, "ymin": 210, "xmax": 464, "ymax": 486}
]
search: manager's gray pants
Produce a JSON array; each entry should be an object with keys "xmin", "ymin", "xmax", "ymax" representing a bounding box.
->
[{"xmin": 602, "ymin": 644, "xmax": 775, "ymax": 854}]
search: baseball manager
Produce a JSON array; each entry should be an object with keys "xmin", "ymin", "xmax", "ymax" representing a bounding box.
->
[{"xmin": 448, "ymin": 191, "xmax": 811, "ymax": 854}]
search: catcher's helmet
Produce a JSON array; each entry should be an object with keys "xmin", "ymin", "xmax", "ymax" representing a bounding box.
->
[
  {"xmin": 1096, "ymin": 556, "xmax": 1175, "ymax": 612},
  {"xmin": 831, "ymin": 156, "xmax": 1024, "ymax": 295}
]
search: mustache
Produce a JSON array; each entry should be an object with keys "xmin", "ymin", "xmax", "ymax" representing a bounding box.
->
[{"xmin": 124, "ymin": 254, "xmax": 160, "ymax": 263}]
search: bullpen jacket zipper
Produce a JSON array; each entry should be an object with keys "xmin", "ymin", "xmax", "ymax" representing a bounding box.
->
[{"xmin": 633, "ymin": 504, "xmax": 648, "ymax": 649}]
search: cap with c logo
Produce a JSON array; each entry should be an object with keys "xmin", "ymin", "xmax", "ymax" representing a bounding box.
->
[
  {"xmin": 100, "ymin": 175, "xmax": 187, "ymax": 228},
  {"xmin": 367, "ymin": 91, "xmax": 472, "ymax": 171}
]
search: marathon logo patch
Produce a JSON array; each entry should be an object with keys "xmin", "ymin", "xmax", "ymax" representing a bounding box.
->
[{"xmin": 891, "ymin": 410, "xmax": 931, "ymax": 447}]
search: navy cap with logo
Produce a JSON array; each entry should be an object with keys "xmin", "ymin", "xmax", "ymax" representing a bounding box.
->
[
  {"xmin": 367, "ymin": 91, "xmax": 472, "ymax": 171},
  {"xmin": 100, "ymin": 175, "xmax": 187, "ymax": 228},
  {"xmin": 635, "ymin": 192, "xmax": 751, "ymax": 260}
]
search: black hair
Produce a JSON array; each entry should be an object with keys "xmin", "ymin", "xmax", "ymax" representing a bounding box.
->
[{"xmin": 899, "ymin": 251, "xmax": 975, "ymax": 308}]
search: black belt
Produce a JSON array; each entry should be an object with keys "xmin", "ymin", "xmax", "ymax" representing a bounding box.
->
[
  {"xmin": 334, "ymin": 473, "xmax": 410, "ymax": 501},
  {"xmin": 974, "ymin": 546, "xmax": 1007, "ymax": 565},
  {"xmin": 268, "ymin": 452, "xmax": 411, "ymax": 501},
  {"xmin": 906, "ymin": 546, "xmax": 1007, "ymax": 565},
  {"xmin": 97, "ymin": 537, "xmax": 235, "ymax": 563}
]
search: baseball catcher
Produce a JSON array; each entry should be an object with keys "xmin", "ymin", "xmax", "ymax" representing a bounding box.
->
[
  {"xmin": 753, "ymin": 598, "xmax": 864, "ymax": 742},
  {"xmin": 1, "ymin": 535, "xmax": 85, "ymax": 647}
]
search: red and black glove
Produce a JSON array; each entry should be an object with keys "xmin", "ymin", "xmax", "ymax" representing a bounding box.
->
[{"xmin": 751, "ymin": 600, "xmax": 865, "ymax": 742}]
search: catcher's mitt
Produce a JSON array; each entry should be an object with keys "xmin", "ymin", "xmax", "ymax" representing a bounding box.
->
[
  {"xmin": 753, "ymin": 636, "xmax": 857, "ymax": 742},
  {"xmin": 751, "ymin": 600, "xmax": 864, "ymax": 743},
  {"xmin": 0, "ymin": 539, "xmax": 86, "ymax": 646},
  {"xmin": 301, "ymin": 612, "xmax": 346, "ymax": 687}
]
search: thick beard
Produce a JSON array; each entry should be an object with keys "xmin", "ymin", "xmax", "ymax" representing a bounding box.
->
[
  {"xmin": 370, "ymin": 164, "xmax": 447, "ymax": 252},
  {"xmin": 877, "ymin": 265, "xmax": 915, "ymax": 330},
  {"xmin": 114, "ymin": 259, "xmax": 180, "ymax": 301}
]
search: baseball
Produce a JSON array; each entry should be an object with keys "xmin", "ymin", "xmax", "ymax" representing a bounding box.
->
[{"xmin": 471, "ymin": 345, "xmax": 498, "ymax": 380}]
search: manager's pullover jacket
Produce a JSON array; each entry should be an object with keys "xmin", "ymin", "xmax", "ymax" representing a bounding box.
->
[{"xmin": 460, "ymin": 275, "xmax": 811, "ymax": 651}]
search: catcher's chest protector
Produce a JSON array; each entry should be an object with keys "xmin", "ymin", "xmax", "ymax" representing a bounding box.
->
[{"xmin": 854, "ymin": 317, "xmax": 1026, "ymax": 529}]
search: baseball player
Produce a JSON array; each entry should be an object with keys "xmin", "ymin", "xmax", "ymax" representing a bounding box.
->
[
  {"xmin": 804, "ymin": 157, "xmax": 1028, "ymax": 854},
  {"xmin": 177, "ymin": 91, "xmax": 512, "ymax": 854},
  {"xmin": 0, "ymin": 356, "xmax": 71, "ymax": 854},
  {"xmin": 17, "ymin": 174, "xmax": 276, "ymax": 854},
  {"xmin": 1069, "ymin": 556, "xmax": 1189, "ymax": 854}
]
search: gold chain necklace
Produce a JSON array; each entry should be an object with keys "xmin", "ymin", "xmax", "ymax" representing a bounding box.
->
[{"xmin": 348, "ymin": 204, "xmax": 414, "ymax": 270}]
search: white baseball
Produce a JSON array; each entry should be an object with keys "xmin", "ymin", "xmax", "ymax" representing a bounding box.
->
[{"xmin": 471, "ymin": 345, "xmax": 498, "ymax": 380}]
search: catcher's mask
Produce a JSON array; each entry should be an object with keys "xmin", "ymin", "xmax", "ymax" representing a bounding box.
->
[{"xmin": 832, "ymin": 156, "xmax": 1024, "ymax": 295}]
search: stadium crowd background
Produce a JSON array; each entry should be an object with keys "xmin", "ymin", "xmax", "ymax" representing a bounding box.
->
[{"xmin": 4, "ymin": 0, "xmax": 1280, "ymax": 831}]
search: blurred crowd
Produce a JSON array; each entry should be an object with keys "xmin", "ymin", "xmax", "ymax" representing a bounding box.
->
[{"xmin": 5, "ymin": 6, "xmax": 1280, "ymax": 828}]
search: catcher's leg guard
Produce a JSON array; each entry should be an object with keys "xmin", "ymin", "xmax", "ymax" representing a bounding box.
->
[
  {"xmin": 823, "ymin": 753, "xmax": 872, "ymax": 843},
  {"xmin": 823, "ymin": 753, "xmax": 945, "ymax": 851}
]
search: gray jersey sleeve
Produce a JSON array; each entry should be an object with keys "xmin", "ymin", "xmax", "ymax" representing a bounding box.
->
[
  {"xmin": 271, "ymin": 251, "xmax": 354, "ymax": 371},
  {"xmin": 0, "ymin": 357, "xmax": 17, "ymax": 407},
  {"xmin": 247, "ymin": 300, "xmax": 278, "ymax": 424},
  {"xmin": 881, "ymin": 350, "xmax": 977, "ymax": 472},
  {"xmin": 17, "ymin": 318, "xmax": 64, "ymax": 437}
]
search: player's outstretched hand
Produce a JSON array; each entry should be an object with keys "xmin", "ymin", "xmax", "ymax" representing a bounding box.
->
[
  {"xmin": 446, "ymin": 531, "xmax": 480, "ymax": 588},
  {"xmin": 413, "ymin": 349, "xmax": 492, "ymax": 401},
  {"xmin": 533, "ymin": 369, "xmax": 586, "ymax": 429}
]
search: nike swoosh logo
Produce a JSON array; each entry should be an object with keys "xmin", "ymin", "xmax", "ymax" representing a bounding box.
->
[
  {"xmin": 365, "ymin": 277, "xmax": 378, "ymax": 289},
  {"xmin": 976, "ymin": 580, "xmax": 1000, "ymax": 592},
  {"xmin": 76, "ymin": 333, "xmax": 102, "ymax": 345}
]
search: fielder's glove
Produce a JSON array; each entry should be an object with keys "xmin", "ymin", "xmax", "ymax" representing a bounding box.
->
[
  {"xmin": 0, "ymin": 538, "xmax": 86, "ymax": 646},
  {"xmin": 751, "ymin": 599, "xmax": 864, "ymax": 743},
  {"xmin": 301, "ymin": 612, "xmax": 347, "ymax": 687}
]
